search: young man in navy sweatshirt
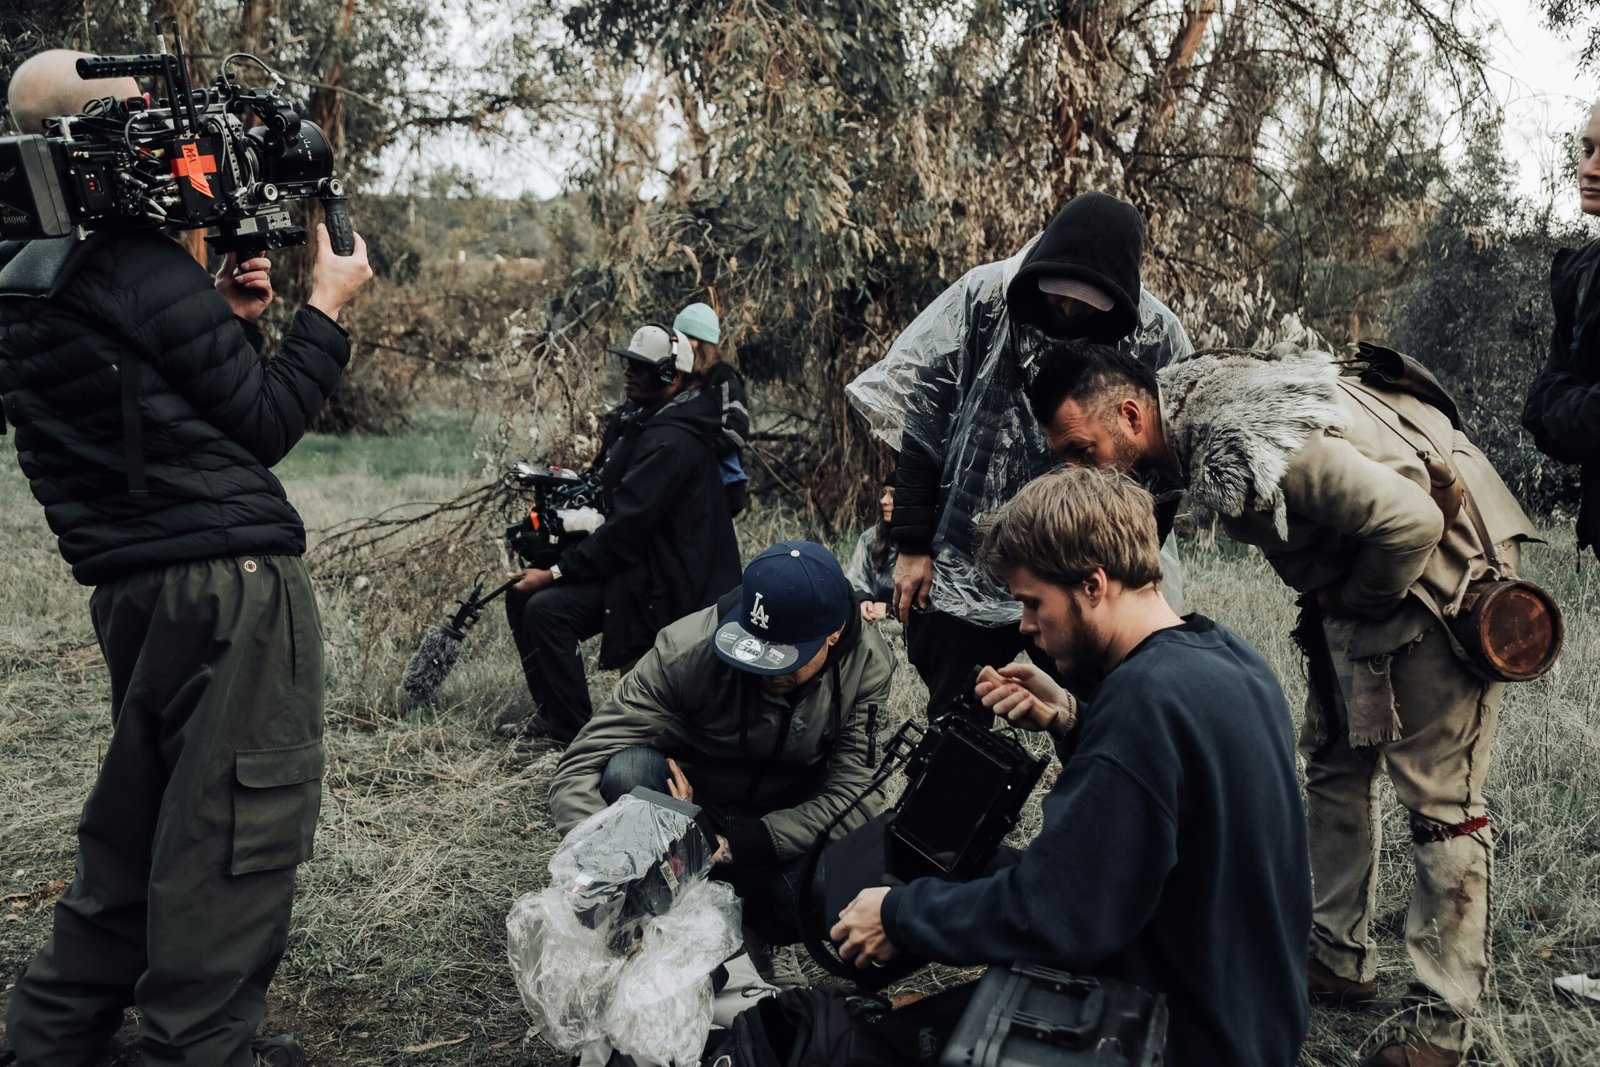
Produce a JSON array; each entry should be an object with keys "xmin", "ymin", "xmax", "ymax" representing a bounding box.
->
[{"xmin": 830, "ymin": 466, "xmax": 1312, "ymax": 1067}]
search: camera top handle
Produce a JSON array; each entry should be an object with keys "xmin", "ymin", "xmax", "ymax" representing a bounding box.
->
[{"xmin": 76, "ymin": 31, "xmax": 355, "ymax": 259}]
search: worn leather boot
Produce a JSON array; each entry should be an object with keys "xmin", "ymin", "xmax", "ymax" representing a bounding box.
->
[
  {"xmin": 1362, "ymin": 1036, "xmax": 1463, "ymax": 1067},
  {"xmin": 1308, "ymin": 956, "xmax": 1379, "ymax": 1007}
]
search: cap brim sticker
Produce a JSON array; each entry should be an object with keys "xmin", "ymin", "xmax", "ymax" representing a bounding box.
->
[{"xmin": 714, "ymin": 620, "xmax": 801, "ymax": 674}]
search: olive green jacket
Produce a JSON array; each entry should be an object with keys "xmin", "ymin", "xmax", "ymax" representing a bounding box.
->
[{"xmin": 548, "ymin": 595, "xmax": 895, "ymax": 866}]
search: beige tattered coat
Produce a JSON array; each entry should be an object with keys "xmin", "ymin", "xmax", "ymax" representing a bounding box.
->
[
  {"xmin": 1157, "ymin": 345, "xmax": 1538, "ymax": 1050},
  {"xmin": 1161, "ymin": 347, "xmax": 1537, "ymax": 660}
]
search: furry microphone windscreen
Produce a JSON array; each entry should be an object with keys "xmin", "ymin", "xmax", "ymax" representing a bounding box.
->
[{"xmin": 401, "ymin": 623, "xmax": 465, "ymax": 703}]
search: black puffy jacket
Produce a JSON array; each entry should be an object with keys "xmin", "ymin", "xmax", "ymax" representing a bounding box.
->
[
  {"xmin": 1523, "ymin": 238, "xmax": 1600, "ymax": 559},
  {"xmin": 559, "ymin": 387, "xmax": 742, "ymax": 666},
  {"xmin": 0, "ymin": 230, "xmax": 349, "ymax": 584}
]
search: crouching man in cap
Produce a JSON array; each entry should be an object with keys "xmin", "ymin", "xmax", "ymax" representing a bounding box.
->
[
  {"xmin": 505, "ymin": 323, "xmax": 740, "ymax": 743},
  {"xmin": 549, "ymin": 541, "xmax": 894, "ymax": 954},
  {"xmin": 830, "ymin": 467, "xmax": 1310, "ymax": 1067},
  {"xmin": 1024, "ymin": 343, "xmax": 1539, "ymax": 1067}
]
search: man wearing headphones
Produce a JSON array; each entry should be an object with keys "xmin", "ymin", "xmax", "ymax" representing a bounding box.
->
[{"xmin": 506, "ymin": 324, "xmax": 741, "ymax": 743}]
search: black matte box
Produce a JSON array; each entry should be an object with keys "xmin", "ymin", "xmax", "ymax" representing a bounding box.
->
[
  {"xmin": 0, "ymin": 136, "xmax": 72, "ymax": 238},
  {"xmin": 940, "ymin": 962, "xmax": 1167, "ymax": 1067}
]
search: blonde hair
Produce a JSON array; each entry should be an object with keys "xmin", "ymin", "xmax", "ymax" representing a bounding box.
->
[{"xmin": 976, "ymin": 466, "xmax": 1162, "ymax": 590}]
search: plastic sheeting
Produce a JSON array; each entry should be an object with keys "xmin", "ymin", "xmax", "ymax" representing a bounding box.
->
[
  {"xmin": 507, "ymin": 795, "xmax": 743, "ymax": 1066},
  {"xmin": 845, "ymin": 246, "xmax": 1192, "ymax": 624}
]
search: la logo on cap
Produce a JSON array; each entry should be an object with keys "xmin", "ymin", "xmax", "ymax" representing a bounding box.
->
[{"xmin": 749, "ymin": 592, "xmax": 771, "ymax": 630}]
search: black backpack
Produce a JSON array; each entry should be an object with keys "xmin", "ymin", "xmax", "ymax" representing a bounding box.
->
[{"xmin": 704, "ymin": 986, "xmax": 972, "ymax": 1067}]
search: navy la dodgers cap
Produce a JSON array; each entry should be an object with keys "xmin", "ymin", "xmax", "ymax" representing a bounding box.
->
[{"xmin": 714, "ymin": 540, "xmax": 853, "ymax": 676}]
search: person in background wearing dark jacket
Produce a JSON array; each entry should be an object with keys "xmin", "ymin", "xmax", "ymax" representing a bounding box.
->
[
  {"xmin": 845, "ymin": 472, "xmax": 898, "ymax": 621},
  {"xmin": 0, "ymin": 51, "xmax": 373, "ymax": 1067},
  {"xmin": 675, "ymin": 301, "xmax": 752, "ymax": 516},
  {"xmin": 549, "ymin": 541, "xmax": 893, "ymax": 955},
  {"xmin": 845, "ymin": 191, "xmax": 1190, "ymax": 721},
  {"xmin": 506, "ymin": 324, "xmax": 740, "ymax": 743},
  {"xmin": 831, "ymin": 467, "xmax": 1310, "ymax": 1067},
  {"xmin": 1525, "ymin": 98, "xmax": 1600, "ymax": 1014},
  {"xmin": 1523, "ymin": 101, "xmax": 1600, "ymax": 561}
]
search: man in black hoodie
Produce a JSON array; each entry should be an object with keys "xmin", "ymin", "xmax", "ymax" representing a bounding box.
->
[
  {"xmin": 506, "ymin": 324, "xmax": 741, "ymax": 743},
  {"xmin": 845, "ymin": 191, "xmax": 1191, "ymax": 718}
]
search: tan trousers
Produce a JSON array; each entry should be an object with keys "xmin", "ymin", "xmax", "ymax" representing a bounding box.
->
[{"xmin": 1301, "ymin": 620, "xmax": 1501, "ymax": 1051}]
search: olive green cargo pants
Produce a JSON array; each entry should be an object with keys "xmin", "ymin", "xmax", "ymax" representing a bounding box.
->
[{"xmin": 4, "ymin": 556, "xmax": 324, "ymax": 1067}]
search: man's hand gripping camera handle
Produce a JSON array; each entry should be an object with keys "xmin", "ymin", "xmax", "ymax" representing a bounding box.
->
[{"xmin": 319, "ymin": 178, "xmax": 355, "ymax": 256}]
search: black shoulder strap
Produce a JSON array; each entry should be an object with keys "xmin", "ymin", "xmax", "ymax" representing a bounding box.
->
[
  {"xmin": 120, "ymin": 354, "xmax": 148, "ymax": 496},
  {"xmin": 0, "ymin": 233, "xmax": 104, "ymax": 299}
]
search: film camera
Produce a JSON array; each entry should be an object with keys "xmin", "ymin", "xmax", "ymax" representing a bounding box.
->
[
  {"xmin": 503, "ymin": 461, "xmax": 605, "ymax": 569},
  {"xmin": 0, "ymin": 25, "xmax": 353, "ymax": 257},
  {"xmin": 802, "ymin": 671, "xmax": 1051, "ymax": 990},
  {"xmin": 397, "ymin": 462, "xmax": 606, "ymax": 704}
]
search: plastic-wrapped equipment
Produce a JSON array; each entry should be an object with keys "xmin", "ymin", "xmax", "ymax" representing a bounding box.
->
[
  {"xmin": 507, "ymin": 793, "xmax": 743, "ymax": 1066},
  {"xmin": 845, "ymin": 245, "xmax": 1191, "ymax": 624},
  {"xmin": 551, "ymin": 790, "xmax": 714, "ymax": 952},
  {"xmin": 603, "ymin": 882, "xmax": 744, "ymax": 1064}
]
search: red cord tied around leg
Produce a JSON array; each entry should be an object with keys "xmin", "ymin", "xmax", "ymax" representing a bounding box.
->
[{"xmin": 1410, "ymin": 813, "xmax": 1492, "ymax": 845}]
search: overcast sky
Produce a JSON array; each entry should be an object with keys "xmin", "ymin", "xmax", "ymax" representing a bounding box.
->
[
  {"xmin": 1489, "ymin": 3, "xmax": 1592, "ymax": 217},
  {"xmin": 386, "ymin": 4, "xmax": 1594, "ymax": 214}
]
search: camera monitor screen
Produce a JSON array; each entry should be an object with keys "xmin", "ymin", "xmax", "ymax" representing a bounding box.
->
[{"xmin": 891, "ymin": 733, "xmax": 1017, "ymax": 881}]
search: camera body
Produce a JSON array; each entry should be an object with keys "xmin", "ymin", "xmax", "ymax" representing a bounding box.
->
[
  {"xmin": 0, "ymin": 31, "xmax": 352, "ymax": 257},
  {"xmin": 503, "ymin": 461, "xmax": 604, "ymax": 569},
  {"xmin": 803, "ymin": 673, "xmax": 1050, "ymax": 990}
]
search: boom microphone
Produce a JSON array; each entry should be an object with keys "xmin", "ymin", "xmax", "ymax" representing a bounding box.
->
[{"xmin": 401, "ymin": 577, "xmax": 514, "ymax": 704}]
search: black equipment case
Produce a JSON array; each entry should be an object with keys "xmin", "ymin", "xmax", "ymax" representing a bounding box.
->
[{"xmin": 939, "ymin": 962, "xmax": 1167, "ymax": 1067}]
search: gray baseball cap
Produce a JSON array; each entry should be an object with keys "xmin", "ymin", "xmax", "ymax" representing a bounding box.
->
[{"xmin": 608, "ymin": 324, "xmax": 694, "ymax": 374}]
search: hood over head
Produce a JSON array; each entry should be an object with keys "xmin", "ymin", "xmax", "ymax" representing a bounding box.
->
[{"xmin": 1007, "ymin": 191, "xmax": 1144, "ymax": 342}]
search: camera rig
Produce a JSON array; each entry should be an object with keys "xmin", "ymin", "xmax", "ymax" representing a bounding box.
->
[
  {"xmin": 503, "ymin": 461, "xmax": 605, "ymax": 569},
  {"xmin": 800, "ymin": 670, "xmax": 1051, "ymax": 989},
  {"xmin": 0, "ymin": 24, "xmax": 353, "ymax": 257}
]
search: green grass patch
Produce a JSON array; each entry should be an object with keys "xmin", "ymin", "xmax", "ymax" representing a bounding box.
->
[{"xmin": 277, "ymin": 411, "xmax": 489, "ymax": 483}]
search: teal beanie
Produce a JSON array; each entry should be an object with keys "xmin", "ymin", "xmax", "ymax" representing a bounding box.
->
[{"xmin": 673, "ymin": 302, "xmax": 721, "ymax": 344}]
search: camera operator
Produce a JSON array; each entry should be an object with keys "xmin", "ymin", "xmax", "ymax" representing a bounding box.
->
[
  {"xmin": 0, "ymin": 50, "xmax": 372, "ymax": 1067},
  {"xmin": 549, "ymin": 541, "xmax": 894, "ymax": 961},
  {"xmin": 830, "ymin": 467, "xmax": 1311, "ymax": 1067},
  {"xmin": 505, "ymin": 324, "xmax": 740, "ymax": 743}
]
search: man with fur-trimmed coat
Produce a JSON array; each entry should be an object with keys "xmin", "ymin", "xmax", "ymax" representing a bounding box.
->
[{"xmin": 1022, "ymin": 341, "xmax": 1537, "ymax": 1067}]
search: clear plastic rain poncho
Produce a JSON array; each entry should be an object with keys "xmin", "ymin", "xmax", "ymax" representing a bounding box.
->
[
  {"xmin": 507, "ymin": 794, "xmax": 744, "ymax": 1066},
  {"xmin": 845, "ymin": 244, "xmax": 1193, "ymax": 624}
]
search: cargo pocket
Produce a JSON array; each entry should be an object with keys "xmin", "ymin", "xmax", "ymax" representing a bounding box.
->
[{"xmin": 231, "ymin": 740, "xmax": 325, "ymax": 875}]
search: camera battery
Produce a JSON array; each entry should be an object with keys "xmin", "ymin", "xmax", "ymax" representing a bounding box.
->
[
  {"xmin": 0, "ymin": 135, "xmax": 73, "ymax": 238},
  {"xmin": 940, "ymin": 962, "xmax": 1167, "ymax": 1067}
]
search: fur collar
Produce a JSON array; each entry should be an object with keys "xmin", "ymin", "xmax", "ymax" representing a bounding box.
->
[{"xmin": 1158, "ymin": 345, "xmax": 1350, "ymax": 538}]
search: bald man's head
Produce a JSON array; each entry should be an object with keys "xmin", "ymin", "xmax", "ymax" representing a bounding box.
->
[{"xmin": 8, "ymin": 50, "xmax": 141, "ymax": 134}]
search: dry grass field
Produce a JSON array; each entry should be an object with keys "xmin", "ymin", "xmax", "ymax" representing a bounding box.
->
[{"xmin": 2, "ymin": 418, "xmax": 1598, "ymax": 1065}]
